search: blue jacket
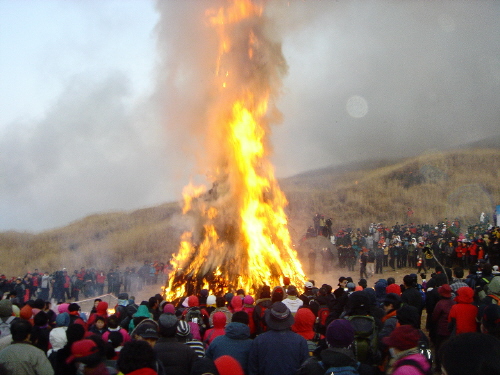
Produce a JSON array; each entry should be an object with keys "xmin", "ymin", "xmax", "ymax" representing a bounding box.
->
[
  {"xmin": 206, "ymin": 322, "xmax": 253, "ymax": 372},
  {"xmin": 248, "ymin": 329, "xmax": 308, "ymax": 375}
]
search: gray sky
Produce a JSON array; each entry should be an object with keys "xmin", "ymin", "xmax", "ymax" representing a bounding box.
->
[{"xmin": 1, "ymin": 1, "xmax": 499, "ymax": 232}]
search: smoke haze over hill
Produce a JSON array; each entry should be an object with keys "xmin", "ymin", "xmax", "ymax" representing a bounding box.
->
[{"xmin": 0, "ymin": 1, "xmax": 499, "ymax": 232}]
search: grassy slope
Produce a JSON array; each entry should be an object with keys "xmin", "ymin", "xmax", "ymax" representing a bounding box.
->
[{"xmin": 1, "ymin": 149, "xmax": 499, "ymax": 276}]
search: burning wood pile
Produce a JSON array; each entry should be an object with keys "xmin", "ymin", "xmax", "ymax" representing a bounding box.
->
[{"xmin": 163, "ymin": 0, "xmax": 305, "ymax": 301}]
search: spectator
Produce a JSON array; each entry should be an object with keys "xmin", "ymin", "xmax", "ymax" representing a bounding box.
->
[
  {"xmin": 248, "ymin": 301, "xmax": 308, "ymax": 375},
  {"xmin": 448, "ymin": 286, "xmax": 478, "ymax": 335},
  {"xmin": 176, "ymin": 320, "xmax": 205, "ymax": 358},
  {"xmin": 204, "ymin": 311, "xmax": 226, "ymax": 347},
  {"xmin": 440, "ymin": 332, "xmax": 500, "ymax": 375},
  {"xmin": 154, "ymin": 314, "xmax": 198, "ymax": 375},
  {"xmin": 282, "ymin": 285, "xmax": 303, "ymax": 315},
  {"xmin": 117, "ymin": 340, "xmax": 161, "ymax": 375},
  {"xmin": 383, "ymin": 325, "xmax": 431, "ymax": 375},
  {"xmin": 206, "ymin": 311, "xmax": 252, "ymax": 373},
  {"xmin": 0, "ymin": 319, "xmax": 54, "ymax": 375}
]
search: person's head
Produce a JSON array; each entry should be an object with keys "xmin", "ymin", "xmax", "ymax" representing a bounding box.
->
[
  {"xmin": 345, "ymin": 291, "xmax": 370, "ymax": 316},
  {"xmin": 396, "ymin": 305, "xmax": 420, "ymax": 328},
  {"xmin": 10, "ymin": 319, "xmax": 32, "ymax": 342},
  {"xmin": 215, "ymin": 296, "xmax": 226, "ymax": 308},
  {"xmin": 117, "ymin": 340, "xmax": 157, "ymax": 374},
  {"xmin": 326, "ymin": 319, "xmax": 354, "ymax": 348},
  {"xmin": 264, "ymin": 302, "xmax": 294, "ymax": 331},
  {"xmin": 107, "ymin": 331, "xmax": 124, "ymax": 349},
  {"xmin": 287, "ymin": 285, "xmax": 298, "ymax": 296},
  {"xmin": 438, "ymin": 284, "xmax": 453, "ymax": 299},
  {"xmin": 93, "ymin": 299, "xmax": 102, "ymax": 309},
  {"xmin": 403, "ymin": 275, "xmax": 415, "ymax": 288},
  {"xmin": 107, "ymin": 314, "xmax": 120, "ymax": 329},
  {"xmin": 34, "ymin": 310, "xmax": 48, "ymax": 327},
  {"xmin": 158, "ymin": 314, "xmax": 178, "ymax": 338},
  {"xmin": 387, "ymin": 277, "xmax": 395, "ymax": 286},
  {"xmin": 94, "ymin": 316, "xmax": 106, "ymax": 331},
  {"xmin": 175, "ymin": 320, "xmax": 192, "ymax": 341},
  {"xmin": 383, "ymin": 293, "xmax": 402, "ymax": 313},
  {"xmin": 338, "ymin": 277, "xmax": 348, "ymax": 288},
  {"xmin": 358, "ymin": 279, "xmax": 367, "ymax": 289},
  {"xmin": 481, "ymin": 304, "xmax": 500, "ymax": 338},
  {"xmin": 440, "ymin": 332, "xmax": 500, "ymax": 375},
  {"xmin": 134, "ymin": 321, "xmax": 159, "ymax": 347},
  {"xmin": 382, "ymin": 325, "xmax": 420, "ymax": 354},
  {"xmin": 231, "ymin": 311, "xmax": 249, "ymax": 325},
  {"xmin": 148, "ymin": 297, "xmax": 158, "ymax": 309},
  {"xmin": 271, "ymin": 287, "xmax": 285, "ymax": 303}
]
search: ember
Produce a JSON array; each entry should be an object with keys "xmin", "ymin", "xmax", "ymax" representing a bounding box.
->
[{"xmin": 163, "ymin": 0, "xmax": 305, "ymax": 301}]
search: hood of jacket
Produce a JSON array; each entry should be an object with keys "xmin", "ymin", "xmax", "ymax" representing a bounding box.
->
[
  {"xmin": 455, "ymin": 286, "xmax": 474, "ymax": 304},
  {"xmin": 230, "ymin": 296, "xmax": 243, "ymax": 312},
  {"xmin": 96, "ymin": 301, "xmax": 108, "ymax": 316},
  {"xmin": 133, "ymin": 304, "xmax": 152, "ymax": 318},
  {"xmin": 188, "ymin": 295, "xmax": 200, "ymax": 307},
  {"xmin": 20, "ymin": 304, "xmax": 33, "ymax": 320},
  {"xmin": 291, "ymin": 308, "xmax": 315, "ymax": 336},
  {"xmin": 212, "ymin": 311, "xmax": 227, "ymax": 329},
  {"xmin": 487, "ymin": 276, "xmax": 500, "ymax": 297},
  {"xmin": 225, "ymin": 322, "xmax": 250, "ymax": 340},
  {"xmin": 49, "ymin": 327, "xmax": 68, "ymax": 351}
]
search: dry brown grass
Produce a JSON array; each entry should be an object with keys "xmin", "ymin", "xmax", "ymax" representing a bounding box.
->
[{"xmin": 1, "ymin": 149, "xmax": 499, "ymax": 277}]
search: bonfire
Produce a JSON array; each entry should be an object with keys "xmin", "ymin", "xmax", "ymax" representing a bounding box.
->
[{"xmin": 163, "ymin": 0, "xmax": 305, "ymax": 301}]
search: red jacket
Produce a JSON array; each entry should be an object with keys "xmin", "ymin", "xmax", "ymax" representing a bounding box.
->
[{"xmin": 448, "ymin": 287, "xmax": 477, "ymax": 334}]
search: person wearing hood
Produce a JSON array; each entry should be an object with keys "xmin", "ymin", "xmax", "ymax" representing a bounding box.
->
[
  {"xmin": 291, "ymin": 307, "xmax": 318, "ymax": 341},
  {"xmin": 204, "ymin": 311, "xmax": 226, "ymax": 347},
  {"xmin": 206, "ymin": 311, "xmax": 253, "ymax": 373},
  {"xmin": 431, "ymin": 284, "xmax": 456, "ymax": 373},
  {"xmin": 47, "ymin": 323, "xmax": 68, "ymax": 367},
  {"xmin": 477, "ymin": 275, "xmax": 500, "ymax": 318},
  {"xmin": 87, "ymin": 300, "xmax": 108, "ymax": 327},
  {"xmin": 128, "ymin": 304, "xmax": 153, "ymax": 333},
  {"xmin": 242, "ymin": 295, "xmax": 256, "ymax": 337},
  {"xmin": 253, "ymin": 287, "xmax": 272, "ymax": 335},
  {"xmin": 374, "ymin": 279, "xmax": 387, "ymax": 307},
  {"xmin": 383, "ymin": 325, "xmax": 431, "ymax": 375},
  {"xmin": 248, "ymin": 302, "xmax": 308, "ymax": 375},
  {"xmin": 448, "ymin": 286, "xmax": 478, "ymax": 335},
  {"xmin": 296, "ymin": 319, "xmax": 375, "ymax": 375},
  {"xmin": 229, "ymin": 295, "xmax": 243, "ymax": 313}
]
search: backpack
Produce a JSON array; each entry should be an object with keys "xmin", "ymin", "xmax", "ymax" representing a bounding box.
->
[
  {"xmin": 254, "ymin": 303, "xmax": 269, "ymax": 334},
  {"xmin": 392, "ymin": 358, "xmax": 432, "ymax": 375},
  {"xmin": 346, "ymin": 315, "xmax": 379, "ymax": 365},
  {"xmin": 306, "ymin": 332, "xmax": 321, "ymax": 356},
  {"xmin": 186, "ymin": 307, "xmax": 206, "ymax": 332},
  {"xmin": 321, "ymin": 360, "xmax": 360, "ymax": 375},
  {"xmin": 0, "ymin": 316, "xmax": 16, "ymax": 338},
  {"xmin": 315, "ymin": 306, "xmax": 331, "ymax": 335}
]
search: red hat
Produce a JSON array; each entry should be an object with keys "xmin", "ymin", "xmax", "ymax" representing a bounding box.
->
[
  {"xmin": 382, "ymin": 325, "xmax": 420, "ymax": 351},
  {"xmin": 66, "ymin": 339, "xmax": 99, "ymax": 364},
  {"xmin": 438, "ymin": 284, "xmax": 452, "ymax": 298}
]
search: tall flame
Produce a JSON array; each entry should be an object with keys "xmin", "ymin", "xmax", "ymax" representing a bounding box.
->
[{"xmin": 164, "ymin": 0, "xmax": 305, "ymax": 300}]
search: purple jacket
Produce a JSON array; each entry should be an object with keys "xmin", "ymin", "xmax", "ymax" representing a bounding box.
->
[{"xmin": 431, "ymin": 298, "xmax": 456, "ymax": 336}]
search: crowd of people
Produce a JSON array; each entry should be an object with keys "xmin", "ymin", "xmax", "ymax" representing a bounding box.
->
[
  {"xmin": 1, "ymin": 259, "xmax": 500, "ymax": 373},
  {"xmin": 0, "ymin": 261, "xmax": 170, "ymax": 305},
  {"xmin": 306, "ymin": 218, "xmax": 500, "ymax": 280},
  {"xmin": 0, "ymin": 221, "xmax": 499, "ymax": 374}
]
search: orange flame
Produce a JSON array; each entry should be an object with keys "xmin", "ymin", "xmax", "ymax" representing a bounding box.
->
[{"xmin": 164, "ymin": 0, "xmax": 304, "ymax": 301}]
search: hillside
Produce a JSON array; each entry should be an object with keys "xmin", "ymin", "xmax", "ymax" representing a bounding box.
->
[{"xmin": 1, "ymin": 148, "xmax": 499, "ymax": 276}]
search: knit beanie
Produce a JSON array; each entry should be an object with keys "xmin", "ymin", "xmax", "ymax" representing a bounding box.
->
[
  {"xmin": 326, "ymin": 319, "xmax": 355, "ymax": 348},
  {"xmin": 163, "ymin": 303, "xmax": 176, "ymax": 314}
]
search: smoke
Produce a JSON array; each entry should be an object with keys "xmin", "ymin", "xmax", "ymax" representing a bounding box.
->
[{"xmin": 1, "ymin": 1, "xmax": 498, "ymax": 232}]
